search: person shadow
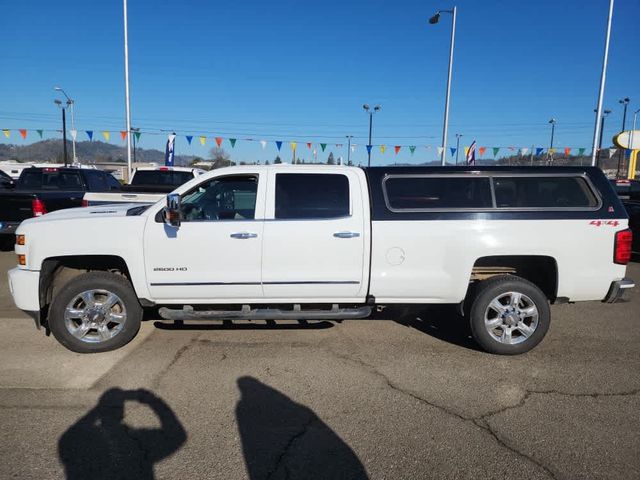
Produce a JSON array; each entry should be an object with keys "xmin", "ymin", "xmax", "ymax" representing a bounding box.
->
[
  {"xmin": 236, "ymin": 376, "xmax": 369, "ymax": 480},
  {"xmin": 58, "ymin": 388, "xmax": 186, "ymax": 480}
]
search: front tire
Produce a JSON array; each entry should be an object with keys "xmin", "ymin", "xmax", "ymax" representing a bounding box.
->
[
  {"xmin": 468, "ymin": 275, "xmax": 550, "ymax": 355},
  {"xmin": 49, "ymin": 271, "xmax": 142, "ymax": 353}
]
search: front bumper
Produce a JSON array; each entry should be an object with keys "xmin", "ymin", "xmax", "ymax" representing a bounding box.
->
[
  {"xmin": 0, "ymin": 221, "xmax": 19, "ymax": 235},
  {"xmin": 603, "ymin": 278, "xmax": 635, "ymax": 303},
  {"xmin": 7, "ymin": 267, "xmax": 40, "ymax": 313}
]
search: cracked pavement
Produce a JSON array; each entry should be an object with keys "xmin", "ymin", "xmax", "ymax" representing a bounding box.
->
[{"xmin": 0, "ymin": 252, "xmax": 638, "ymax": 479}]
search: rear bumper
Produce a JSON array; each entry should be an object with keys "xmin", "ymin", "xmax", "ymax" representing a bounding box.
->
[
  {"xmin": 603, "ymin": 278, "xmax": 635, "ymax": 303},
  {"xmin": 0, "ymin": 221, "xmax": 19, "ymax": 235}
]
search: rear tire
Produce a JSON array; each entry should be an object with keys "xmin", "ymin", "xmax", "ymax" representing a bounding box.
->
[
  {"xmin": 468, "ymin": 275, "xmax": 550, "ymax": 355},
  {"xmin": 49, "ymin": 271, "xmax": 142, "ymax": 353}
]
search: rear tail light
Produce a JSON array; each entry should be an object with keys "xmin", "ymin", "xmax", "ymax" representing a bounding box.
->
[
  {"xmin": 31, "ymin": 199, "xmax": 47, "ymax": 217},
  {"xmin": 614, "ymin": 229, "xmax": 633, "ymax": 265},
  {"xmin": 81, "ymin": 199, "xmax": 89, "ymax": 207}
]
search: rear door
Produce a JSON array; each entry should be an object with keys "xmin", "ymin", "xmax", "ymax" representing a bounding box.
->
[{"xmin": 261, "ymin": 169, "xmax": 368, "ymax": 301}]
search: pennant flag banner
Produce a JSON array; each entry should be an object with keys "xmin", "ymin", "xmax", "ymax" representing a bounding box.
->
[
  {"xmin": 464, "ymin": 146, "xmax": 470, "ymax": 156},
  {"xmin": 102, "ymin": 131, "xmax": 110, "ymax": 141},
  {"xmin": 199, "ymin": 136, "xmax": 206, "ymax": 146},
  {"xmin": 37, "ymin": 129, "xmax": 44, "ymax": 138},
  {"xmin": 520, "ymin": 147, "xmax": 529, "ymax": 155},
  {"xmin": 186, "ymin": 135, "xmax": 193, "ymax": 145},
  {"xmin": 492, "ymin": 147, "xmax": 500, "ymax": 157},
  {"xmin": 2, "ymin": 129, "xmax": 10, "ymax": 138},
  {"xmin": 366, "ymin": 145, "xmax": 372, "ymax": 155},
  {"xmin": 394, "ymin": 146, "xmax": 401, "ymax": 155},
  {"xmin": 134, "ymin": 131, "xmax": 141, "ymax": 142},
  {"xmin": 19, "ymin": 129, "xmax": 27, "ymax": 139},
  {"xmin": 478, "ymin": 146, "xmax": 487, "ymax": 157},
  {"xmin": 260, "ymin": 140, "xmax": 267, "ymax": 149},
  {"xmin": 335, "ymin": 143, "xmax": 343, "ymax": 148},
  {"xmin": 290, "ymin": 141, "xmax": 297, "ymax": 151},
  {"xmin": 320, "ymin": 143, "xmax": 326, "ymax": 152},
  {"xmin": 120, "ymin": 131, "xmax": 127, "ymax": 141},
  {"xmin": 564, "ymin": 147, "xmax": 571, "ymax": 156},
  {"xmin": 609, "ymin": 148, "xmax": 617, "ymax": 157},
  {"xmin": 350, "ymin": 145, "xmax": 356, "ymax": 153},
  {"xmin": 548, "ymin": 148, "xmax": 556, "ymax": 155},
  {"xmin": 437, "ymin": 146, "xmax": 444, "ymax": 157},
  {"xmin": 380, "ymin": 145, "xmax": 386, "ymax": 154},
  {"xmin": 578, "ymin": 148, "xmax": 585, "ymax": 156},
  {"xmin": 409, "ymin": 145, "xmax": 416, "ymax": 155},
  {"xmin": 229, "ymin": 138, "xmax": 237, "ymax": 148},
  {"xmin": 306, "ymin": 142, "xmax": 312, "ymax": 150},
  {"xmin": 450, "ymin": 147, "xmax": 457, "ymax": 157},
  {"xmin": 275, "ymin": 141, "xmax": 283, "ymax": 151},
  {"xmin": 70, "ymin": 129, "xmax": 77, "ymax": 141},
  {"xmin": 535, "ymin": 147, "xmax": 544, "ymax": 156},
  {"xmin": 85, "ymin": 130, "xmax": 93, "ymax": 141},
  {"xmin": 215, "ymin": 137, "xmax": 222, "ymax": 147}
]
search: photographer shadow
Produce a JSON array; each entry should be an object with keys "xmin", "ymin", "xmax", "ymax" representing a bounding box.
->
[{"xmin": 59, "ymin": 388, "xmax": 186, "ymax": 480}]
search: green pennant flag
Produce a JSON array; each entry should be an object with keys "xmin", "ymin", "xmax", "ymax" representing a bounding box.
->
[
  {"xmin": 578, "ymin": 147, "xmax": 585, "ymax": 156},
  {"xmin": 36, "ymin": 129, "xmax": 43, "ymax": 138},
  {"xmin": 492, "ymin": 147, "xmax": 500, "ymax": 157},
  {"xmin": 320, "ymin": 143, "xmax": 327, "ymax": 152},
  {"xmin": 409, "ymin": 145, "xmax": 416, "ymax": 155},
  {"xmin": 229, "ymin": 138, "xmax": 237, "ymax": 148},
  {"xmin": 134, "ymin": 131, "xmax": 141, "ymax": 141}
]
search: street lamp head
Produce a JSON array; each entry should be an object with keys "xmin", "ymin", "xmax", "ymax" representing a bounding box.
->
[
  {"xmin": 374, "ymin": 105, "xmax": 381, "ymax": 112},
  {"xmin": 54, "ymin": 99, "xmax": 62, "ymax": 106},
  {"xmin": 604, "ymin": 109, "xmax": 611, "ymax": 115},
  {"xmin": 429, "ymin": 12, "xmax": 440, "ymax": 24},
  {"xmin": 363, "ymin": 104, "xmax": 370, "ymax": 112},
  {"xmin": 549, "ymin": 118, "xmax": 556, "ymax": 124},
  {"xmin": 54, "ymin": 86, "xmax": 62, "ymax": 91},
  {"xmin": 619, "ymin": 97, "xmax": 630, "ymax": 105}
]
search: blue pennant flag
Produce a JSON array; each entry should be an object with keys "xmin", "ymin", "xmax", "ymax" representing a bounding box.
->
[
  {"xmin": 366, "ymin": 145, "xmax": 372, "ymax": 154},
  {"xmin": 85, "ymin": 130, "xmax": 93, "ymax": 141},
  {"xmin": 535, "ymin": 147, "xmax": 544, "ymax": 156},
  {"xmin": 450, "ymin": 147, "xmax": 457, "ymax": 157},
  {"xmin": 275, "ymin": 141, "xmax": 283, "ymax": 151},
  {"xmin": 186, "ymin": 135, "xmax": 193, "ymax": 145}
]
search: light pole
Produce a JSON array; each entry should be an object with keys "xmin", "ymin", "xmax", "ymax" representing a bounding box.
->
[
  {"xmin": 548, "ymin": 118, "xmax": 556, "ymax": 165},
  {"xmin": 54, "ymin": 87, "xmax": 76, "ymax": 164},
  {"xmin": 429, "ymin": 6, "xmax": 457, "ymax": 166},
  {"xmin": 594, "ymin": 109, "xmax": 611, "ymax": 166},
  {"xmin": 455, "ymin": 133, "xmax": 463, "ymax": 165},
  {"xmin": 363, "ymin": 104, "xmax": 381, "ymax": 167},
  {"xmin": 591, "ymin": 0, "xmax": 614, "ymax": 166},
  {"xmin": 346, "ymin": 135, "xmax": 353, "ymax": 165},
  {"xmin": 54, "ymin": 99, "xmax": 71, "ymax": 167},
  {"xmin": 123, "ymin": 0, "xmax": 133, "ymax": 182}
]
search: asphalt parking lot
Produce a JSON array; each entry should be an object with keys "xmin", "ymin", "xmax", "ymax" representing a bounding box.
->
[{"xmin": 0, "ymin": 250, "xmax": 638, "ymax": 480}]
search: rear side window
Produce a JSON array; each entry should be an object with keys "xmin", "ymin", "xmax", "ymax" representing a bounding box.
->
[
  {"xmin": 384, "ymin": 176, "xmax": 492, "ymax": 210},
  {"xmin": 105, "ymin": 173, "xmax": 122, "ymax": 190},
  {"xmin": 275, "ymin": 173, "xmax": 350, "ymax": 219},
  {"xmin": 85, "ymin": 171, "xmax": 107, "ymax": 191},
  {"xmin": 18, "ymin": 170, "xmax": 84, "ymax": 190},
  {"xmin": 131, "ymin": 170, "xmax": 193, "ymax": 187},
  {"xmin": 494, "ymin": 176, "xmax": 598, "ymax": 209}
]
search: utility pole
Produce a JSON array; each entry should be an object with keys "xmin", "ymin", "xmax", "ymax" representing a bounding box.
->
[
  {"xmin": 123, "ymin": 0, "xmax": 133, "ymax": 181},
  {"xmin": 346, "ymin": 135, "xmax": 353, "ymax": 165},
  {"xmin": 455, "ymin": 133, "xmax": 462, "ymax": 165}
]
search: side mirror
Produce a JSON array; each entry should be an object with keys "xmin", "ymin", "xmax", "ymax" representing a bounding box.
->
[{"xmin": 164, "ymin": 193, "xmax": 182, "ymax": 227}]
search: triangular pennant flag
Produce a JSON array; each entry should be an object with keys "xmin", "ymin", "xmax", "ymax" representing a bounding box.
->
[
  {"xmin": 306, "ymin": 142, "xmax": 312, "ymax": 149},
  {"xmin": 548, "ymin": 148, "xmax": 556, "ymax": 155},
  {"xmin": 492, "ymin": 147, "xmax": 500, "ymax": 157},
  {"xmin": 134, "ymin": 131, "xmax": 141, "ymax": 141},
  {"xmin": 508, "ymin": 146, "xmax": 515, "ymax": 151},
  {"xmin": 70, "ymin": 129, "xmax": 77, "ymax": 141},
  {"xmin": 394, "ymin": 146, "xmax": 401, "ymax": 155},
  {"xmin": 478, "ymin": 146, "xmax": 487, "ymax": 156},
  {"xmin": 609, "ymin": 148, "xmax": 617, "ymax": 157},
  {"xmin": 437, "ymin": 146, "xmax": 444, "ymax": 157},
  {"xmin": 120, "ymin": 131, "xmax": 127, "ymax": 141},
  {"xmin": 85, "ymin": 130, "xmax": 93, "ymax": 141},
  {"xmin": 564, "ymin": 147, "xmax": 571, "ymax": 156},
  {"xmin": 260, "ymin": 140, "xmax": 267, "ymax": 149},
  {"xmin": 578, "ymin": 148, "xmax": 585, "ymax": 156},
  {"xmin": 450, "ymin": 147, "xmax": 457, "ymax": 156},
  {"xmin": 290, "ymin": 141, "xmax": 297, "ymax": 151},
  {"xmin": 366, "ymin": 145, "xmax": 372, "ymax": 154},
  {"xmin": 350, "ymin": 144, "xmax": 356, "ymax": 153},
  {"xmin": 2, "ymin": 129, "xmax": 10, "ymax": 138},
  {"xmin": 19, "ymin": 129, "xmax": 27, "ymax": 139},
  {"xmin": 186, "ymin": 135, "xmax": 193, "ymax": 145},
  {"xmin": 229, "ymin": 138, "xmax": 237, "ymax": 148},
  {"xmin": 37, "ymin": 129, "xmax": 43, "ymax": 138},
  {"xmin": 520, "ymin": 147, "xmax": 529, "ymax": 155},
  {"xmin": 320, "ymin": 143, "xmax": 326, "ymax": 152},
  {"xmin": 335, "ymin": 143, "xmax": 343, "ymax": 148},
  {"xmin": 102, "ymin": 131, "xmax": 110, "ymax": 141},
  {"xmin": 199, "ymin": 136, "xmax": 206, "ymax": 146},
  {"xmin": 535, "ymin": 147, "xmax": 544, "ymax": 156},
  {"xmin": 464, "ymin": 146, "xmax": 470, "ymax": 156},
  {"xmin": 276, "ymin": 141, "xmax": 283, "ymax": 151},
  {"xmin": 215, "ymin": 137, "xmax": 223, "ymax": 147},
  {"xmin": 409, "ymin": 145, "xmax": 416, "ymax": 155},
  {"xmin": 380, "ymin": 145, "xmax": 386, "ymax": 154}
]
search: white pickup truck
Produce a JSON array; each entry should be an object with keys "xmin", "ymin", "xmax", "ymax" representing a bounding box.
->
[{"xmin": 8, "ymin": 165, "xmax": 635, "ymax": 355}]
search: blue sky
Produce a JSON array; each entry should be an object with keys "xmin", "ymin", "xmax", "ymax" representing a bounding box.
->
[{"xmin": 1, "ymin": 0, "xmax": 639, "ymax": 165}]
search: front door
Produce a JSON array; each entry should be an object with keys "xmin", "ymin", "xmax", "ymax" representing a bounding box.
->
[{"xmin": 144, "ymin": 173, "xmax": 265, "ymax": 302}]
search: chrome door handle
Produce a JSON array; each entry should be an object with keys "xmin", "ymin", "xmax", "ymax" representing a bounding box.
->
[
  {"xmin": 230, "ymin": 232, "xmax": 258, "ymax": 239},
  {"xmin": 333, "ymin": 231, "xmax": 360, "ymax": 239}
]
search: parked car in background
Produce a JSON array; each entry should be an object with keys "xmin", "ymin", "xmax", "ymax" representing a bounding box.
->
[
  {"xmin": 0, "ymin": 170, "xmax": 15, "ymax": 189},
  {"xmin": 609, "ymin": 178, "xmax": 640, "ymax": 199},
  {"xmin": 621, "ymin": 199, "xmax": 640, "ymax": 254},
  {"xmin": 0, "ymin": 167, "xmax": 121, "ymax": 243},
  {"xmin": 82, "ymin": 166, "xmax": 206, "ymax": 206}
]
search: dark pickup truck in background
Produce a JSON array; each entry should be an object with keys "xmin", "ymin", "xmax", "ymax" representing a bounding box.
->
[{"xmin": 0, "ymin": 167, "xmax": 121, "ymax": 247}]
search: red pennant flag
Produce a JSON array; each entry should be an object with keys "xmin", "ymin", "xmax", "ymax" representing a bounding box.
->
[
  {"xmin": 478, "ymin": 146, "xmax": 487, "ymax": 157},
  {"xmin": 306, "ymin": 142, "xmax": 312, "ymax": 149},
  {"xmin": 215, "ymin": 137, "xmax": 223, "ymax": 147},
  {"xmin": 394, "ymin": 146, "xmax": 401, "ymax": 155},
  {"xmin": 120, "ymin": 131, "xmax": 127, "ymax": 140},
  {"xmin": 564, "ymin": 147, "xmax": 571, "ymax": 156},
  {"xmin": 19, "ymin": 129, "xmax": 27, "ymax": 139}
]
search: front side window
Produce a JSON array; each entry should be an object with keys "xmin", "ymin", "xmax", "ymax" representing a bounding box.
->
[
  {"xmin": 384, "ymin": 176, "xmax": 492, "ymax": 210},
  {"xmin": 493, "ymin": 176, "xmax": 598, "ymax": 208},
  {"xmin": 181, "ymin": 175, "xmax": 258, "ymax": 221},
  {"xmin": 275, "ymin": 173, "xmax": 350, "ymax": 219}
]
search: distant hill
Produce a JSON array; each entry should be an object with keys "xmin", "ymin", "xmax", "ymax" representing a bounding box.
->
[{"xmin": 0, "ymin": 140, "xmax": 196, "ymax": 166}]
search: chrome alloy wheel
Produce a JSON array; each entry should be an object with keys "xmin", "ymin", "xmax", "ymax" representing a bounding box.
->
[
  {"xmin": 484, "ymin": 291, "xmax": 539, "ymax": 345},
  {"xmin": 63, "ymin": 290, "xmax": 127, "ymax": 344}
]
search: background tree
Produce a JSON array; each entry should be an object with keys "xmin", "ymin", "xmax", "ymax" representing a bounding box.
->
[
  {"xmin": 209, "ymin": 147, "xmax": 235, "ymax": 169},
  {"xmin": 327, "ymin": 152, "xmax": 335, "ymax": 165},
  {"xmin": 274, "ymin": 156, "xmax": 282, "ymax": 164}
]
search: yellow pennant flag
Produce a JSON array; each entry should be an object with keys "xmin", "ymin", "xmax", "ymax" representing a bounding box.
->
[
  {"xmin": 102, "ymin": 131, "xmax": 111, "ymax": 141},
  {"xmin": 380, "ymin": 145, "xmax": 386, "ymax": 154},
  {"xmin": 464, "ymin": 146, "xmax": 470, "ymax": 156},
  {"xmin": 290, "ymin": 141, "xmax": 297, "ymax": 151},
  {"xmin": 2, "ymin": 129, "xmax": 10, "ymax": 138},
  {"xmin": 548, "ymin": 148, "xmax": 556, "ymax": 155},
  {"xmin": 199, "ymin": 136, "xmax": 206, "ymax": 146}
]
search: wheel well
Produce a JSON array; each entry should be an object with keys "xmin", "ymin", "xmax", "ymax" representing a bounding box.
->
[
  {"xmin": 40, "ymin": 255, "xmax": 132, "ymax": 317},
  {"xmin": 470, "ymin": 255, "xmax": 558, "ymax": 302}
]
